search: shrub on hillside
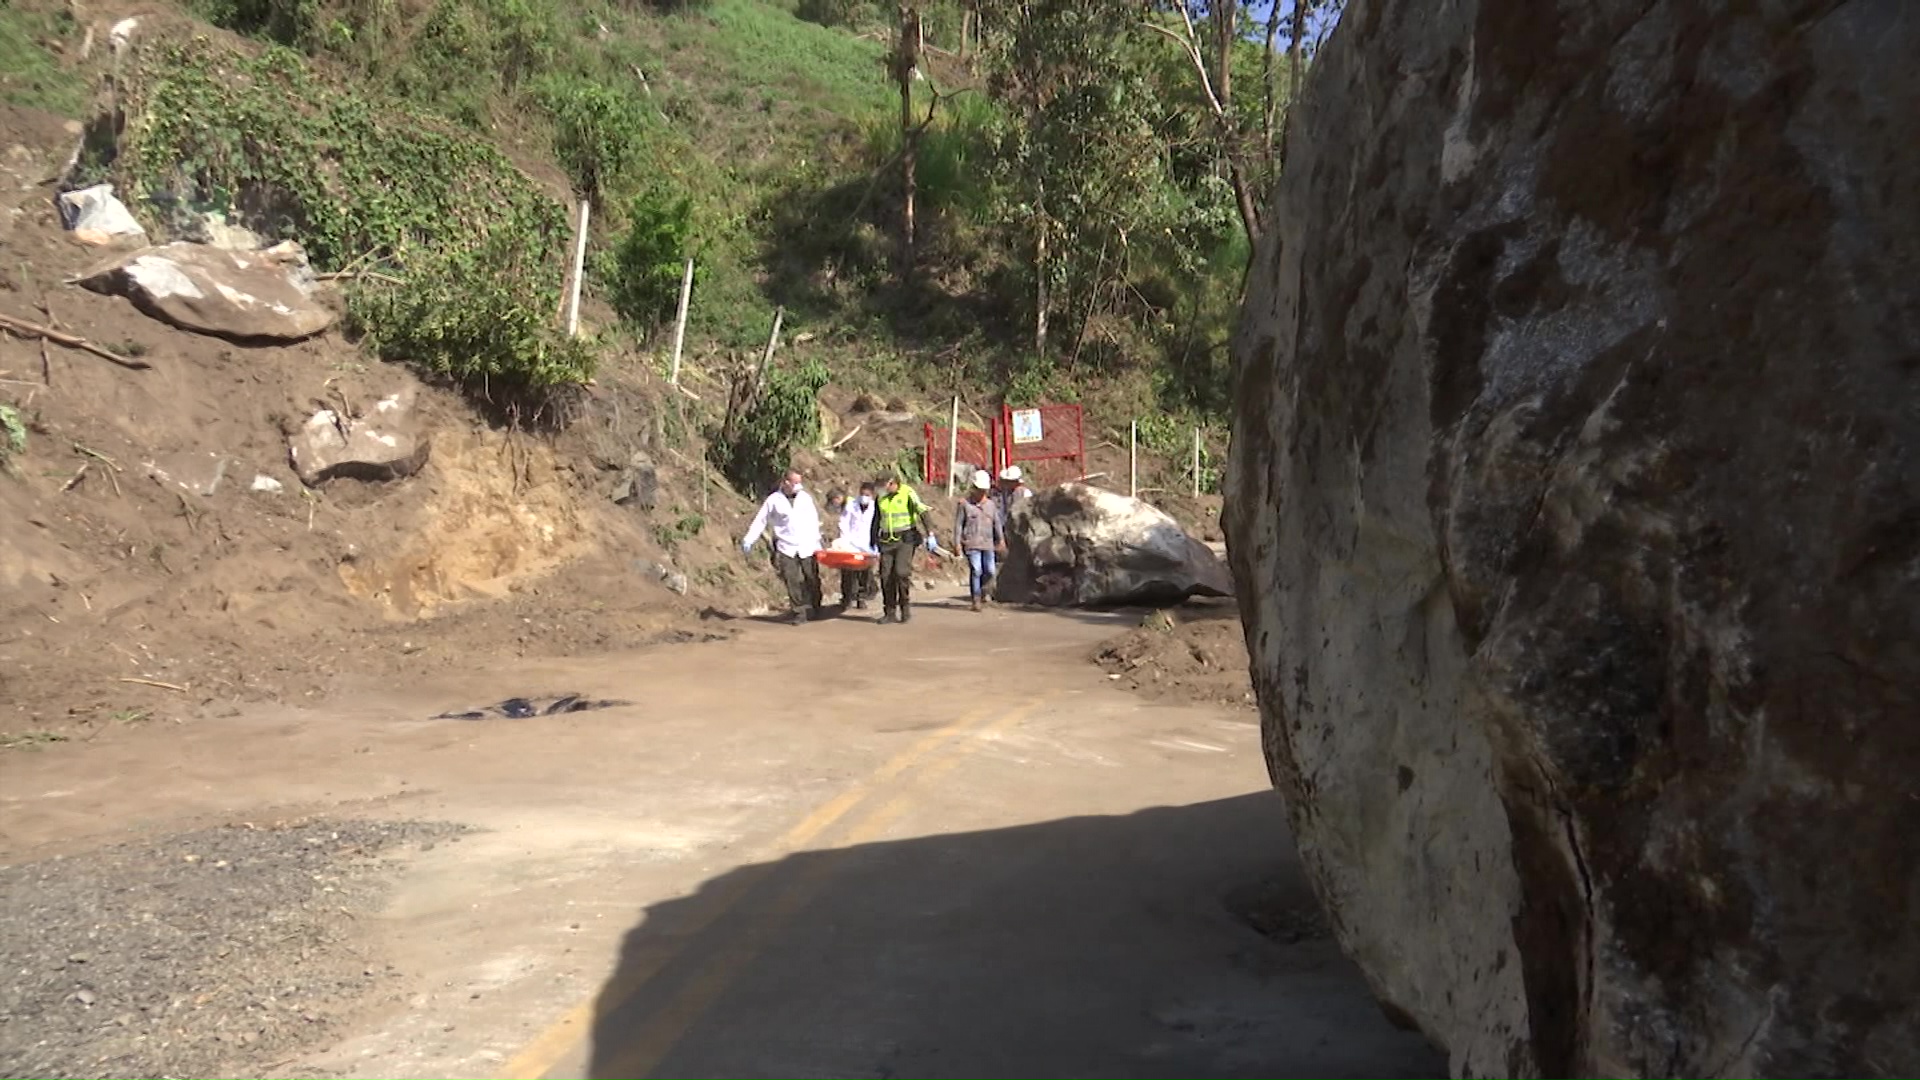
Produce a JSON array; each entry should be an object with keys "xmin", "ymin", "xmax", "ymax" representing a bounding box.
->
[
  {"xmin": 117, "ymin": 40, "xmax": 585, "ymax": 394},
  {"xmin": 347, "ymin": 235, "xmax": 595, "ymax": 390},
  {"xmin": 795, "ymin": 0, "xmax": 883, "ymax": 29},
  {"xmin": 599, "ymin": 185, "xmax": 698, "ymax": 335},
  {"xmin": 713, "ymin": 359, "xmax": 830, "ymax": 492},
  {"xmin": 535, "ymin": 74, "xmax": 655, "ymax": 201}
]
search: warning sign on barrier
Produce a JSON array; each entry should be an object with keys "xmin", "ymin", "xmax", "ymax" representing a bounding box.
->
[{"xmin": 1010, "ymin": 408, "xmax": 1044, "ymax": 445}]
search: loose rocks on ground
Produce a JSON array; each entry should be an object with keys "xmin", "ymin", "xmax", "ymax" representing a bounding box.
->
[{"xmin": 0, "ymin": 819, "xmax": 461, "ymax": 1079}]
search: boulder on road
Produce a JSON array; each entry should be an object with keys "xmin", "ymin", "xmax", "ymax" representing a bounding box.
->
[
  {"xmin": 1227, "ymin": 0, "xmax": 1919, "ymax": 1076},
  {"xmin": 288, "ymin": 389, "xmax": 429, "ymax": 486},
  {"xmin": 993, "ymin": 484, "xmax": 1230, "ymax": 608},
  {"xmin": 77, "ymin": 241, "xmax": 331, "ymax": 342}
]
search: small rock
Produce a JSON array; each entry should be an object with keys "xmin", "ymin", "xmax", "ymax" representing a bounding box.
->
[
  {"xmin": 250, "ymin": 474, "xmax": 284, "ymax": 494},
  {"xmin": 75, "ymin": 990, "xmax": 97, "ymax": 1006},
  {"xmin": 68, "ymin": 952, "xmax": 91, "ymax": 964},
  {"xmin": 144, "ymin": 451, "xmax": 233, "ymax": 498}
]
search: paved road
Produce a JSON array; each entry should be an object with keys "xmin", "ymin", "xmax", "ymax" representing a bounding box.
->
[{"xmin": 2, "ymin": 599, "xmax": 1441, "ymax": 1078}]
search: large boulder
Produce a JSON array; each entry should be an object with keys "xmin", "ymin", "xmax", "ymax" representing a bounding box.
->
[
  {"xmin": 1226, "ymin": 2, "xmax": 1918, "ymax": 1077},
  {"xmin": 995, "ymin": 484, "xmax": 1231, "ymax": 607},
  {"xmin": 288, "ymin": 389, "xmax": 430, "ymax": 485},
  {"xmin": 78, "ymin": 240, "xmax": 331, "ymax": 342}
]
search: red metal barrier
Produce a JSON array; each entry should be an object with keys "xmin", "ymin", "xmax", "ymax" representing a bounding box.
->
[
  {"xmin": 923, "ymin": 421, "xmax": 997, "ymax": 486},
  {"xmin": 1001, "ymin": 402, "xmax": 1086, "ymax": 485}
]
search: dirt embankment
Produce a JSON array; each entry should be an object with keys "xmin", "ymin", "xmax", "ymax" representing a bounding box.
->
[
  {"xmin": 1093, "ymin": 601, "xmax": 1252, "ymax": 710},
  {"xmin": 0, "ymin": 104, "xmax": 777, "ymax": 742}
]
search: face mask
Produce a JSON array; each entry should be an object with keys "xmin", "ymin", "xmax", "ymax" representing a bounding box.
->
[
  {"xmin": 786, "ymin": 482, "xmax": 803, "ymax": 495},
  {"xmin": 858, "ymin": 496, "xmax": 872, "ymax": 507}
]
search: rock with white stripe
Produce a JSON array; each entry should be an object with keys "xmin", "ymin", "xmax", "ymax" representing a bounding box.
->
[
  {"xmin": 995, "ymin": 483, "xmax": 1230, "ymax": 607},
  {"xmin": 77, "ymin": 240, "xmax": 332, "ymax": 342},
  {"xmin": 287, "ymin": 388, "xmax": 430, "ymax": 486}
]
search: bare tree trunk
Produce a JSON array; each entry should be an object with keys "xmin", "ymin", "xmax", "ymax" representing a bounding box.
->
[
  {"xmin": 894, "ymin": 3, "xmax": 924, "ymax": 278},
  {"xmin": 1034, "ymin": 181, "xmax": 1049, "ymax": 360},
  {"xmin": 1143, "ymin": 7, "xmax": 1263, "ymax": 244},
  {"xmin": 1288, "ymin": 0, "xmax": 1310, "ymax": 121},
  {"xmin": 1261, "ymin": 0, "xmax": 1282, "ymax": 172}
]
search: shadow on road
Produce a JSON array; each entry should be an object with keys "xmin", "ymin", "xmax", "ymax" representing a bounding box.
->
[{"xmin": 582, "ymin": 793, "xmax": 1442, "ymax": 1078}]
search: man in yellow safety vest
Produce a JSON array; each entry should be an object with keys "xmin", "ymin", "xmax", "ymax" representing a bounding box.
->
[{"xmin": 868, "ymin": 474, "xmax": 937, "ymax": 624}]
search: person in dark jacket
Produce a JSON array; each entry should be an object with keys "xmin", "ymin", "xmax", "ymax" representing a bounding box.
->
[{"xmin": 954, "ymin": 469, "xmax": 1005, "ymax": 611}]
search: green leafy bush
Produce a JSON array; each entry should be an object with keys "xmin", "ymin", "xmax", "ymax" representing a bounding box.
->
[
  {"xmin": 794, "ymin": 0, "xmax": 882, "ymax": 30},
  {"xmin": 535, "ymin": 73, "xmax": 653, "ymax": 199},
  {"xmin": 118, "ymin": 40, "xmax": 585, "ymax": 393},
  {"xmin": 0, "ymin": 404, "xmax": 25, "ymax": 465},
  {"xmin": 189, "ymin": 0, "xmax": 321, "ymax": 48},
  {"xmin": 347, "ymin": 235, "xmax": 595, "ymax": 389},
  {"xmin": 714, "ymin": 359, "xmax": 830, "ymax": 492},
  {"xmin": 599, "ymin": 185, "xmax": 697, "ymax": 334}
]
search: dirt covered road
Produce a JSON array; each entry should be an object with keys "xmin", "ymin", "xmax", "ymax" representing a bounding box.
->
[{"xmin": 0, "ymin": 598, "xmax": 1438, "ymax": 1079}]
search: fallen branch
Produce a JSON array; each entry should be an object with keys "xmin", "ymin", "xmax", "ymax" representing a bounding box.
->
[
  {"xmin": 73, "ymin": 443, "xmax": 122, "ymax": 495},
  {"xmin": 61, "ymin": 461, "xmax": 90, "ymax": 492},
  {"xmin": 71, "ymin": 442, "xmax": 121, "ymax": 470},
  {"xmin": 829, "ymin": 423, "xmax": 864, "ymax": 450},
  {"xmin": 0, "ymin": 312, "xmax": 151, "ymax": 370},
  {"xmin": 119, "ymin": 677, "xmax": 188, "ymax": 692},
  {"xmin": 313, "ymin": 270, "xmax": 406, "ymax": 285}
]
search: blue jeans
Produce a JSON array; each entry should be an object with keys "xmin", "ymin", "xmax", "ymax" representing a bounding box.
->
[{"xmin": 966, "ymin": 549, "xmax": 997, "ymax": 598}]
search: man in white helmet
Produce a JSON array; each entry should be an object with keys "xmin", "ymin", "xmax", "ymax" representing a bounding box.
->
[
  {"xmin": 993, "ymin": 465, "xmax": 1034, "ymax": 529},
  {"xmin": 955, "ymin": 469, "xmax": 1005, "ymax": 612}
]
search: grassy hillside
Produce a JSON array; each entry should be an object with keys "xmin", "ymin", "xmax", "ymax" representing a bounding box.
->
[{"xmin": 0, "ymin": 0, "xmax": 1246, "ymax": 490}]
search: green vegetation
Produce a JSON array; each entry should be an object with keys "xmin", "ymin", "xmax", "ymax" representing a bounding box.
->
[
  {"xmin": 0, "ymin": 403, "xmax": 26, "ymax": 466},
  {"xmin": 116, "ymin": 40, "xmax": 588, "ymax": 391},
  {"xmin": 652, "ymin": 511, "xmax": 707, "ymax": 550},
  {"xmin": 0, "ymin": 1, "xmax": 85, "ymax": 113},
  {"xmin": 713, "ymin": 358, "xmax": 831, "ymax": 492},
  {"xmin": 6, "ymin": 0, "xmax": 1341, "ymax": 485}
]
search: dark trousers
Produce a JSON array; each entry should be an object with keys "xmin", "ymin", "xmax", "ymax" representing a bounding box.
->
[
  {"xmin": 772, "ymin": 551, "xmax": 822, "ymax": 611},
  {"xmin": 877, "ymin": 539, "xmax": 917, "ymax": 612},
  {"xmin": 839, "ymin": 567, "xmax": 874, "ymax": 604}
]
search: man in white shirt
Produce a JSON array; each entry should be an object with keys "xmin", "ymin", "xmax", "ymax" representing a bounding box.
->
[
  {"xmin": 741, "ymin": 468, "xmax": 824, "ymax": 624},
  {"xmin": 835, "ymin": 480, "xmax": 879, "ymax": 610}
]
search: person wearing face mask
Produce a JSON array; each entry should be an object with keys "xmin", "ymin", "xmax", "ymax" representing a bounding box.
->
[
  {"xmin": 835, "ymin": 480, "xmax": 879, "ymax": 610},
  {"xmin": 741, "ymin": 467, "xmax": 824, "ymax": 625}
]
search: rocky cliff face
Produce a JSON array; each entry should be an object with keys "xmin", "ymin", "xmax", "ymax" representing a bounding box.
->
[{"xmin": 1225, "ymin": 1, "xmax": 1918, "ymax": 1076}]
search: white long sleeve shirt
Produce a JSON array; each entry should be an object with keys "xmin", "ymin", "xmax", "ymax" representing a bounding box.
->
[
  {"xmin": 742, "ymin": 488, "xmax": 823, "ymax": 558},
  {"xmin": 838, "ymin": 499, "xmax": 877, "ymax": 553}
]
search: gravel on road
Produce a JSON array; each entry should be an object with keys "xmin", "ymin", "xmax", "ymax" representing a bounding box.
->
[{"xmin": 0, "ymin": 818, "xmax": 461, "ymax": 1080}]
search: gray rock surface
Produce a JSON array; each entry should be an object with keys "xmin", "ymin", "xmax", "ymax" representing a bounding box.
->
[
  {"xmin": 1226, "ymin": 1, "xmax": 1919, "ymax": 1076},
  {"xmin": 78, "ymin": 240, "xmax": 331, "ymax": 342},
  {"xmin": 995, "ymin": 484, "xmax": 1231, "ymax": 608},
  {"xmin": 143, "ymin": 450, "xmax": 233, "ymax": 497},
  {"xmin": 288, "ymin": 388, "xmax": 430, "ymax": 485}
]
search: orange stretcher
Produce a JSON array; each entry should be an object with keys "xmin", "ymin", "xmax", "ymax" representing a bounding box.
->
[{"xmin": 815, "ymin": 549, "xmax": 874, "ymax": 571}]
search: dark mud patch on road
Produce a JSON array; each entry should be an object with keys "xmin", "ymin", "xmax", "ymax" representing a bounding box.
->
[
  {"xmin": 1093, "ymin": 601, "xmax": 1255, "ymax": 710},
  {"xmin": 0, "ymin": 818, "xmax": 461, "ymax": 1079},
  {"xmin": 431, "ymin": 693, "xmax": 633, "ymax": 721}
]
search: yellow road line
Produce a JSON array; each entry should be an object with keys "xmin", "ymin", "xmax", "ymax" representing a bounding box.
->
[
  {"xmin": 600, "ymin": 696, "xmax": 1052, "ymax": 1078},
  {"xmin": 499, "ymin": 703, "xmax": 995, "ymax": 1080}
]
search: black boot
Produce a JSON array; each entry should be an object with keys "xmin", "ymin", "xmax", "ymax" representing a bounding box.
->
[
  {"xmin": 790, "ymin": 608, "xmax": 810, "ymax": 625},
  {"xmin": 899, "ymin": 602, "xmax": 913, "ymax": 624},
  {"xmin": 879, "ymin": 609, "xmax": 898, "ymax": 625}
]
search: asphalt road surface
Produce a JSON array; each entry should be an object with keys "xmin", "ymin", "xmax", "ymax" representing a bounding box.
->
[{"xmin": 2, "ymin": 599, "xmax": 1442, "ymax": 1079}]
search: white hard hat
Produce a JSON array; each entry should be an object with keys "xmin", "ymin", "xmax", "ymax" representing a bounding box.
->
[
  {"xmin": 999, "ymin": 465, "xmax": 1023, "ymax": 482},
  {"xmin": 971, "ymin": 469, "xmax": 993, "ymax": 490}
]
